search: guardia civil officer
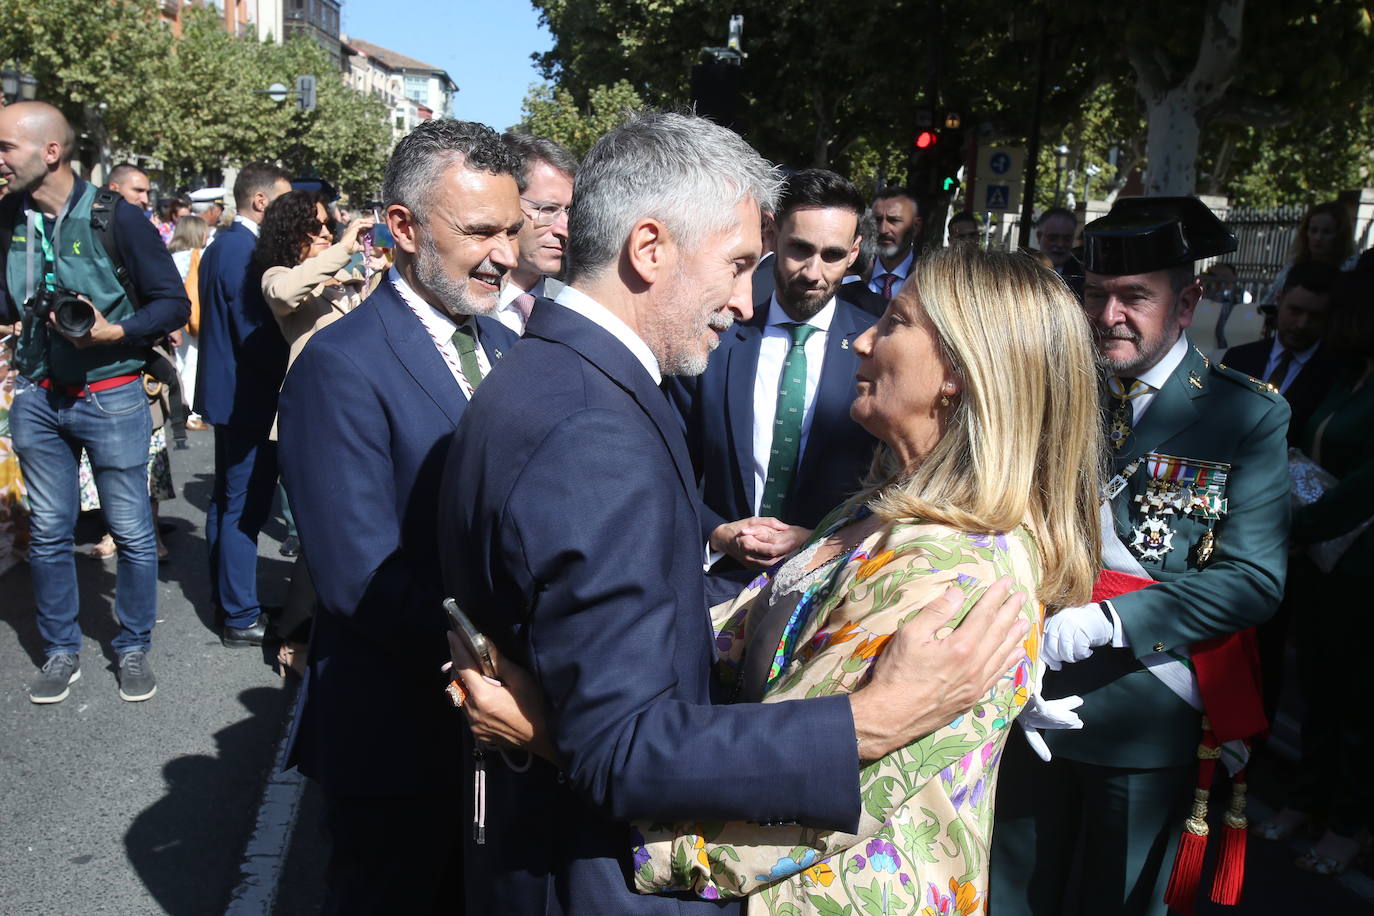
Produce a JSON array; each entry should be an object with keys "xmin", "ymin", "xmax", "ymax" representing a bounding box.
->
[
  {"xmin": 990, "ymin": 197, "xmax": 1289, "ymax": 916},
  {"xmin": 0, "ymin": 102, "xmax": 189, "ymax": 704}
]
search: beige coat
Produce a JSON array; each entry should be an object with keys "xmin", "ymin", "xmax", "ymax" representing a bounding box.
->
[{"xmin": 263, "ymin": 241, "xmax": 371, "ymax": 438}]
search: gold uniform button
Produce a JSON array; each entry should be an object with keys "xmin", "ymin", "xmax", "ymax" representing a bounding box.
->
[{"xmin": 1153, "ymin": 642, "xmax": 1166, "ymax": 653}]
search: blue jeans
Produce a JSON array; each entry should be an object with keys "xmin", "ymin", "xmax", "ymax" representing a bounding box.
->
[{"xmin": 9, "ymin": 376, "xmax": 158, "ymax": 656}]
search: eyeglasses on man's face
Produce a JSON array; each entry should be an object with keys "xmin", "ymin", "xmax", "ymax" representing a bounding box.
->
[{"xmin": 520, "ymin": 197, "xmax": 572, "ymax": 227}]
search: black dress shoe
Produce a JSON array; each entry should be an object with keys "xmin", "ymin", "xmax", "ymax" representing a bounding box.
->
[{"xmin": 222, "ymin": 614, "xmax": 268, "ymax": 648}]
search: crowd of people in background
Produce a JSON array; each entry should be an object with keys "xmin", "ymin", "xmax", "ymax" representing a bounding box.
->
[{"xmin": 3, "ymin": 97, "xmax": 1374, "ymax": 916}]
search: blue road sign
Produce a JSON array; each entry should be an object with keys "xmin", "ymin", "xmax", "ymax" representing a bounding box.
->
[
  {"xmin": 985, "ymin": 185, "xmax": 1010, "ymax": 210},
  {"xmin": 989, "ymin": 152, "xmax": 1012, "ymax": 175}
]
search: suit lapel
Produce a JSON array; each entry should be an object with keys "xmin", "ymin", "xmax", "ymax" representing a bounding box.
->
[
  {"xmin": 795, "ymin": 304, "xmax": 863, "ymax": 492},
  {"xmin": 375, "ymin": 282, "xmax": 466, "ymax": 426},
  {"xmin": 726, "ymin": 321, "xmax": 765, "ymax": 512},
  {"xmin": 475, "ymin": 314, "xmax": 512, "ymax": 364}
]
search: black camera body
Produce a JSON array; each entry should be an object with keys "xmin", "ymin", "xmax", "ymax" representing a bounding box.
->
[{"xmin": 28, "ymin": 285, "xmax": 96, "ymax": 338}]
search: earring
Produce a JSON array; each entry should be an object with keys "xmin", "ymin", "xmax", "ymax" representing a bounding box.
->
[{"xmin": 939, "ymin": 394, "xmax": 951, "ymax": 408}]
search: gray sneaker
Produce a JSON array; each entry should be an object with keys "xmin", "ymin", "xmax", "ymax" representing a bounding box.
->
[
  {"xmin": 116, "ymin": 651, "xmax": 157, "ymax": 702},
  {"xmin": 30, "ymin": 654, "xmax": 81, "ymax": 704}
]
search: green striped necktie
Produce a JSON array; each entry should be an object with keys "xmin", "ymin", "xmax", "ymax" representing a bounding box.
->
[{"xmin": 759, "ymin": 322, "xmax": 818, "ymax": 517}]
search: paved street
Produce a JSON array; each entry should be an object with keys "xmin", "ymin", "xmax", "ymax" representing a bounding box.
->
[
  {"xmin": 0, "ymin": 427, "xmax": 304, "ymax": 915},
  {"xmin": 1, "ymin": 423, "xmax": 1371, "ymax": 915}
]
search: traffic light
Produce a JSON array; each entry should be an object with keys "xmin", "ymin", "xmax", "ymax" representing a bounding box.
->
[{"xmin": 914, "ymin": 130, "xmax": 938, "ymax": 150}]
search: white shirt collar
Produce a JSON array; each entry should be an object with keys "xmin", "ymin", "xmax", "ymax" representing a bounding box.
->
[
  {"xmin": 234, "ymin": 214, "xmax": 261, "ymax": 238},
  {"xmin": 389, "ymin": 267, "xmax": 461, "ymax": 335},
  {"xmin": 1133, "ymin": 332, "xmax": 1191, "ymax": 391},
  {"xmin": 554, "ymin": 285, "xmax": 662, "ymax": 384},
  {"xmin": 766, "ymin": 294, "xmax": 836, "ymax": 332},
  {"xmin": 876, "ymin": 249, "xmax": 915, "ymax": 280}
]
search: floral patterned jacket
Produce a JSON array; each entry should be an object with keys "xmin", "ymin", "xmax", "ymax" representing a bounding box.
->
[{"xmin": 632, "ymin": 519, "xmax": 1043, "ymax": 916}]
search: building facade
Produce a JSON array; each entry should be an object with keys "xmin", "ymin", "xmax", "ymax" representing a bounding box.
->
[{"xmin": 341, "ymin": 36, "xmax": 457, "ymax": 119}]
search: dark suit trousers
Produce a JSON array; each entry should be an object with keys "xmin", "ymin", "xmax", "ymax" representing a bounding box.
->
[
  {"xmin": 990, "ymin": 730, "xmax": 1191, "ymax": 916},
  {"xmin": 207, "ymin": 423, "xmax": 277, "ymax": 627},
  {"xmin": 320, "ymin": 789, "xmax": 463, "ymax": 916}
]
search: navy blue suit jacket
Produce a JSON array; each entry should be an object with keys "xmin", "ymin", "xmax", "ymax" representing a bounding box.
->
[
  {"xmin": 194, "ymin": 220, "xmax": 287, "ymax": 432},
  {"xmin": 1223, "ymin": 338, "xmax": 1338, "ymax": 446},
  {"xmin": 277, "ymin": 279, "xmax": 517, "ymax": 796},
  {"xmin": 438, "ymin": 299, "xmax": 861, "ymax": 914},
  {"xmin": 666, "ymin": 294, "xmax": 880, "ymax": 547}
]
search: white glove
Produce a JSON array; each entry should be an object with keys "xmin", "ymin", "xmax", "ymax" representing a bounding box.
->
[
  {"xmin": 1041, "ymin": 602, "xmax": 1113, "ymax": 671},
  {"xmin": 1017, "ymin": 666, "xmax": 1084, "ymax": 762}
]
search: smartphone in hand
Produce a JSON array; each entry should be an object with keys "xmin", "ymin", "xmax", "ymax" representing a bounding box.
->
[{"xmin": 445, "ymin": 598, "xmax": 498, "ymax": 682}]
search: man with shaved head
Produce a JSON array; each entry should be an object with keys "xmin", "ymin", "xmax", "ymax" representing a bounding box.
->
[{"xmin": 0, "ymin": 102, "xmax": 189, "ymax": 704}]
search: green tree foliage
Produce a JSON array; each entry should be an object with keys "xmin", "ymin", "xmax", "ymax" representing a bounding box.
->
[
  {"xmin": 0, "ymin": 3, "xmax": 389, "ymax": 198},
  {"xmin": 0, "ymin": 0, "xmax": 173, "ymax": 163},
  {"xmin": 517, "ymin": 80, "xmax": 645, "ymax": 158},
  {"xmin": 530, "ymin": 0, "xmax": 1374, "ymax": 208},
  {"xmin": 259, "ymin": 36, "xmax": 391, "ymax": 197}
]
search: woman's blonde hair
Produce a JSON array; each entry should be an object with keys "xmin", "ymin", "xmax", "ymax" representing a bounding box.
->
[
  {"xmin": 849, "ymin": 245, "xmax": 1104, "ymax": 609},
  {"xmin": 168, "ymin": 215, "xmax": 208, "ymax": 253}
]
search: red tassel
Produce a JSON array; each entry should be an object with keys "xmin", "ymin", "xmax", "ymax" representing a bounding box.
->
[
  {"xmin": 1164, "ymin": 795, "xmax": 1210, "ymax": 916},
  {"xmin": 1210, "ymin": 775, "xmax": 1249, "ymax": 906}
]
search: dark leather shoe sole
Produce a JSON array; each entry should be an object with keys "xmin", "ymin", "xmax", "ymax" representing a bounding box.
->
[{"xmin": 221, "ymin": 632, "xmax": 264, "ymax": 648}]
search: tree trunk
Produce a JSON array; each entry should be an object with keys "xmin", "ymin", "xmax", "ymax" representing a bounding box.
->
[
  {"xmin": 1130, "ymin": 0, "xmax": 1245, "ymax": 196},
  {"xmin": 1143, "ymin": 90, "xmax": 1202, "ymax": 195}
]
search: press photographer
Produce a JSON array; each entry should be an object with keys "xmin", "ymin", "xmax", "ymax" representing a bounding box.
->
[{"xmin": 0, "ymin": 102, "xmax": 189, "ymax": 705}]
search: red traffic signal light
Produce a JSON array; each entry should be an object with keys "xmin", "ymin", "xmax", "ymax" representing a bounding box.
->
[{"xmin": 914, "ymin": 130, "xmax": 938, "ymax": 150}]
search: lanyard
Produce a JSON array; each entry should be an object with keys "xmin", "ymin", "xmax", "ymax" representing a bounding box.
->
[{"xmin": 23, "ymin": 204, "xmax": 66, "ymax": 304}]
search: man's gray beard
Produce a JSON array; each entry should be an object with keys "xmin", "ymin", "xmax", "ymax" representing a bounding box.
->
[
  {"xmin": 415, "ymin": 230, "xmax": 494, "ymax": 318},
  {"xmin": 1096, "ymin": 327, "xmax": 1179, "ymax": 376},
  {"xmin": 655, "ymin": 277, "xmax": 733, "ymax": 378},
  {"xmin": 877, "ymin": 241, "xmax": 903, "ymax": 260}
]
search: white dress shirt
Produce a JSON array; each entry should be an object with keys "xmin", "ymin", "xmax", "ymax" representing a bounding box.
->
[
  {"xmin": 554, "ymin": 284, "xmax": 662, "ymax": 384},
  {"xmin": 1260, "ymin": 337, "xmax": 1320, "ymax": 394},
  {"xmin": 866, "ymin": 249, "xmax": 914, "ymax": 299},
  {"xmin": 388, "ymin": 268, "xmax": 491, "ymax": 399},
  {"xmin": 751, "ymin": 295, "xmax": 836, "ymax": 515}
]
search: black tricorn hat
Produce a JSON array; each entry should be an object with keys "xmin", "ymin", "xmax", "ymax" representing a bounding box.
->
[{"xmin": 1084, "ymin": 196, "xmax": 1236, "ymax": 276}]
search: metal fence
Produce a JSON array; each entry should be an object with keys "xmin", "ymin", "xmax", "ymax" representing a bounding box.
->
[
  {"xmin": 1213, "ymin": 204, "xmax": 1305, "ymax": 298},
  {"xmin": 963, "ymin": 200, "xmax": 1312, "ymax": 306}
]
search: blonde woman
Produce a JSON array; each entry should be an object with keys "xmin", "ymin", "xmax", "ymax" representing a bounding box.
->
[{"xmin": 451, "ymin": 246, "xmax": 1104, "ymax": 915}]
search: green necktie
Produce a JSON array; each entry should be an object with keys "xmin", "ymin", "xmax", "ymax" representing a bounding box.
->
[
  {"xmin": 759, "ymin": 322, "xmax": 818, "ymax": 518},
  {"xmin": 451, "ymin": 322, "xmax": 484, "ymax": 391}
]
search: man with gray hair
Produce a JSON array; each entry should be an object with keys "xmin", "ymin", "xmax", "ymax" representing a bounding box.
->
[
  {"xmin": 187, "ymin": 186, "xmax": 226, "ymax": 242},
  {"xmin": 496, "ymin": 131, "xmax": 576, "ymax": 333},
  {"xmin": 437, "ymin": 111, "xmax": 1027, "ymax": 914},
  {"xmin": 276, "ymin": 118, "xmax": 521, "ymax": 914}
]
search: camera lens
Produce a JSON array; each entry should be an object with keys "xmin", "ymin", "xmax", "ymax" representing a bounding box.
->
[{"xmin": 53, "ymin": 295, "xmax": 95, "ymax": 337}]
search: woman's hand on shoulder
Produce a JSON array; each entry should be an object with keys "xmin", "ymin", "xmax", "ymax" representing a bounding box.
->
[{"xmin": 849, "ymin": 577, "xmax": 1029, "ymax": 761}]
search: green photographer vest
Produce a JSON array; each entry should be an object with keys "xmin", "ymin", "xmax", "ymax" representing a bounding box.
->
[{"xmin": 8, "ymin": 181, "xmax": 147, "ymax": 385}]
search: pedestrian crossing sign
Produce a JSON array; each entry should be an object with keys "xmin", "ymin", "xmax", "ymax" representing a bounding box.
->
[{"xmin": 985, "ymin": 185, "xmax": 1010, "ymax": 210}]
